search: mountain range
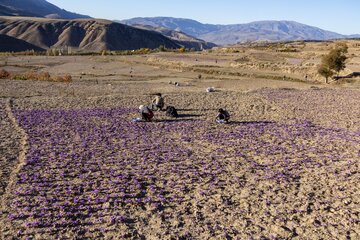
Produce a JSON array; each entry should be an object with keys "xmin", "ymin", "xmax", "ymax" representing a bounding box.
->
[
  {"xmin": 0, "ymin": 0, "xmax": 90, "ymax": 19},
  {"xmin": 121, "ymin": 17, "xmax": 360, "ymax": 45},
  {"xmin": 0, "ymin": 0, "xmax": 214, "ymax": 52},
  {"xmin": 0, "ymin": 17, "xmax": 184, "ymax": 52},
  {"xmin": 1, "ymin": 0, "xmax": 359, "ymax": 52},
  {"xmin": 114, "ymin": 22, "xmax": 216, "ymax": 50}
]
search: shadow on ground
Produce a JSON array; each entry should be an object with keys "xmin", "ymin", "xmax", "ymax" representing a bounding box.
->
[{"xmin": 228, "ymin": 121, "xmax": 274, "ymax": 125}]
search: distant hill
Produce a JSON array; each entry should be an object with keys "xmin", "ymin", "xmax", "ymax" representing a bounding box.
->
[
  {"xmin": 0, "ymin": 4, "xmax": 42, "ymax": 17},
  {"xmin": 0, "ymin": 0, "xmax": 90, "ymax": 19},
  {"xmin": 121, "ymin": 17, "xmax": 359, "ymax": 45},
  {"xmin": 201, "ymin": 21, "xmax": 344, "ymax": 45},
  {"xmin": 0, "ymin": 17, "xmax": 181, "ymax": 52},
  {"xmin": 123, "ymin": 23, "xmax": 216, "ymax": 50},
  {"xmin": 0, "ymin": 34, "xmax": 44, "ymax": 52},
  {"xmin": 121, "ymin": 17, "xmax": 219, "ymax": 38},
  {"xmin": 347, "ymin": 34, "xmax": 360, "ymax": 39}
]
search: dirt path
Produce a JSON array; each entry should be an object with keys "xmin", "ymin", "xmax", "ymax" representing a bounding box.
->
[{"xmin": 0, "ymin": 98, "xmax": 29, "ymax": 237}]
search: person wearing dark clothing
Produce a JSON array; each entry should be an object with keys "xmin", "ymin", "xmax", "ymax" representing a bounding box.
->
[
  {"xmin": 165, "ymin": 106, "xmax": 179, "ymax": 118},
  {"xmin": 216, "ymin": 108, "xmax": 230, "ymax": 123}
]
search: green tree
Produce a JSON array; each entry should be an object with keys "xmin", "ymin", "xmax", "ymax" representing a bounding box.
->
[
  {"xmin": 318, "ymin": 64, "xmax": 333, "ymax": 84},
  {"xmin": 178, "ymin": 47, "xmax": 186, "ymax": 53},
  {"xmin": 318, "ymin": 43, "xmax": 348, "ymax": 83},
  {"xmin": 158, "ymin": 45, "xmax": 166, "ymax": 52}
]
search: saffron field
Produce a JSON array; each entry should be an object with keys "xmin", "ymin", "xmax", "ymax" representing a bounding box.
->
[{"xmin": 1, "ymin": 93, "xmax": 359, "ymax": 239}]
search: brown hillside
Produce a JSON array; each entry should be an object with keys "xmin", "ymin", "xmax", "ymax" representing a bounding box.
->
[
  {"xmin": 0, "ymin": 34, "xmax": 44, "ymax": 52},
  {"xmin": 0, "ymin": 17, "xmax": 180, "ymax": 51}
]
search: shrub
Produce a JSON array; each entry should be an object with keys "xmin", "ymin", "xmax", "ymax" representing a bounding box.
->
[
  {"xmin": 178, "ymin": 47, "xmax": 186, "ymax": 53},
  {"xmin": 138, "ymin": 48, "xmax": 151, "ymax": 54},
  {"xmin": 158, "ymin": 45, "xmax": 166, "ymax": 52},
  {"xmin": 12, "ymin": 75, "xmax": 27, "ymax": 80},
  {"xmin": 278, "ymin": 48, "xmax": 298, "ymax": 52},
  {"xmin": 5, "ymin": 70, "xmax": 72, "ymax": 83},
  {"xmin": 0, "ymin": 69, "xmax": 10, "ymax": 79},
  {"xmin": 62, "ymin": 74, "xmax": 72, "ymax": 83},
  {"xmin": 235, "ymin": 56, "xmax": 251, "ymax": 62},
  {"xmin": 37, "ymin": 72, "xmax": 51, "ymax": 81},
  {"xmin": 24, "ymin": 71, "xmax": 38, "ymax": 80},
  {"xmin": 55, "ymin": 74, "xmax": 72, "ymax": 83}
]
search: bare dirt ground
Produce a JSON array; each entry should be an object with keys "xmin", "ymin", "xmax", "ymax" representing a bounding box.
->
[{"xmin": 0, "ymin": 41, "xmax": 359, "ymax": 239}]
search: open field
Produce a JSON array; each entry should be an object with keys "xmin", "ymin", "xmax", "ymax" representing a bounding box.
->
[{"xmin": 1, "ymin": 41, "xmax": 360, "ymax": 239}]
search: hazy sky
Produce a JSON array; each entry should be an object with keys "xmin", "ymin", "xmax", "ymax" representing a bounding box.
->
[{"xmin": 47, "ymin": 0, "xmax": 360, "ymax": 35}]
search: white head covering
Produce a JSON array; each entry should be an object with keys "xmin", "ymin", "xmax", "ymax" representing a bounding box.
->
[{"xmin": 139, "ymin": 105, "xmax": 149, "ymax": 113}]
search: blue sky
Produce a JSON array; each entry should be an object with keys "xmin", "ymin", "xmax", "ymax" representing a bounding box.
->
[{"xmin": 48, "ymin": 0, "xmax": 360, "ymax": 35}]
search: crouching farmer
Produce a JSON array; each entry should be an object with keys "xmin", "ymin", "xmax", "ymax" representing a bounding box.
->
[
  {"xmin": 216, "ymin": 108, "xmax": 230, "ymax": 123},
  {"xmin": 139, "ymin": 105, "xmax": 154, "ymax": 122},
  {"xmin": 152, "ymin": 93, "xmax": 165, "ymax": 111},
  {"xmin": 166, "ymin": 106, "xmax": 179, "ymax": 118}
]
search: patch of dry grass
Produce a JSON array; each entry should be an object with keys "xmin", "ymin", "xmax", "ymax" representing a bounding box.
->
[
  {"xmin": 0, "ymin": 69, "xmax": 72, "ymax": 83},
  {"xmin": 0, "ymin": 69, "xmax": 10, "ymax": 78}
]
